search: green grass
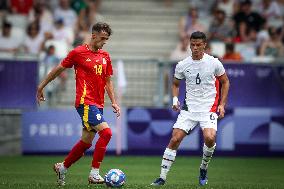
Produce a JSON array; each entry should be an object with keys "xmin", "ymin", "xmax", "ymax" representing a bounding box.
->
[{"xmin": 0, "ymin": 156, "xmax": 283, "ymax": 189}]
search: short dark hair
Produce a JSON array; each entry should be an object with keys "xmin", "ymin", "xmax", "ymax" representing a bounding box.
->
[
  {"xmin": 190, "ymin": 31, "xmax": 206, "ymax": 42},
  {"xmin": 92, "ymin": 22, "xmax": 112, "ymax": 36}
]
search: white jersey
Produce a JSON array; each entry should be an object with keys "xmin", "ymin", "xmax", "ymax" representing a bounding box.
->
[{"xmin": 174, "ymin": 53, "xmax": 225, "ymax": 113}]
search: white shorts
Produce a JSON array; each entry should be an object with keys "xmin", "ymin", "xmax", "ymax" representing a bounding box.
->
[{"xmin": 173, "ymin": 110, "xmax": 218, "ymax": 134}]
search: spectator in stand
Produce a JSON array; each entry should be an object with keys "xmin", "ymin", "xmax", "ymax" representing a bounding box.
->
[
  {"xmin": 0, "ymin": 21, "xmax": 21, "ymax": 53},
  {"xmin": 255, "ymin": 21, "xmax": 270, "ymax": 54},
  {"xmin": 233, "ymin": 0, "xmax": 265, "ymax": 42},
  {"xmin": 222, "ymin": 43, "xmax": 243, "ymax": 62},
  {"xmin": 259, "ymin": 27, "xmax": 284, "ymax": 58},
  {"xmin": 52, "ymin": 18, "xmax": 74, "ymax": 48},
  {"xmin": 187, "ymin": 0, "xmax": 216, "ymax": 18},
  {"xmin": 54, "ymin": 0, "xmax": 77, "ymax": 29},
  {"xmin": 23, "ymin": 22, "xmax": 44, "ymax": 55},
  {"xmin": 86, "ymin": 0, "xmax": 105, "ymax": 26},
  {"xmin": 0, "ymin": 0, "xmax": 8, "ymax": 18},
  {"xmin": 40, "ymin": 31, "xmax": 53, "ymax": 52},
  {"xmin": 71, "ymin": 0, "xmax": 88, "ymax": 15},
  {"xmin": 179, "ymin": 7, "xmax": 206, "ymax": 39},
  {"xmin": 39, "ymin": 45, "xmax": 62, "ymax": 106},
  {"xmin": 214, "ymin": 0, "xmax": 238, "ymax": 19},
  {"xmin": 208, "ymin": 9, "xmax": 234, "ymax": 43},
  {"xmin": 170, "ymin": 35, "xmax": 191, "ymax": 61},
  {"xmin": 257, "ymin": 0, "xmax": 282, "ymax": 28},
  {"xmin": 71, "ymin": 0, "xmax": 88, "ymax": 44},
  {"xmin": 9, "ymin": 0, "xmax": 33, "ymax": 15},
  {"xmin": 74, "ymin": 0, "xmax": 105, "ymax": 46},
  {"xmin": 277, "ymin": 0, "xmax": 284, "ymax": 15},
  {"xmin": 93, "ymin": 0, "xmax": 102, "ymax": 10},
  {"xmin": 28, "ymin": 1, "xmax": 53, "ymax": 35}
]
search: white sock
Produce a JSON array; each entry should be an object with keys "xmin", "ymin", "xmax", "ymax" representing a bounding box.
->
[
  {"xmin": 160, "ymin": 148, "xmax": 176, "ymax": 180},
  {"xmin": 90, "ymin": 168, "xmax": 100, "ymax": 176},
  {"xmin": 59, "ymin": 163, "xmax": 67, "ymax": 173},
  {"xmin": 200, "ymin": 143, "xmax": 216, "ymax": 170}
]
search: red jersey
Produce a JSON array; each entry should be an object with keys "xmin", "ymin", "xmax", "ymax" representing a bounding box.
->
[
  {"xmin": 10, "ymin": 0, "xmax": 33, "ymax": 15},
  {"xmin": 61, "ymin": 44, "xmax": 113, "ymax": 108}
]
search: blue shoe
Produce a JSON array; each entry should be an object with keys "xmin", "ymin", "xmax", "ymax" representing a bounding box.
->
[
  {"xmin": 151, "ymin": 178, "xmax": 166, "ymax": 186},
  {"xmin": 199, "ymin": 168, "xmax": 208, "ymax": 186}
]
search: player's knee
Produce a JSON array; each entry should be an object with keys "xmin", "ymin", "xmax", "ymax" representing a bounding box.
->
[
  {"xmin": 99, "ymin": 128, "xmax": 112, "ymax": 141},
  {"xmin": 170, "ymin": 136, "xmax": 182, "ymax": 145},
  {"xmin": 80, "ymin": 140, "xmax": 92, "ymax": 149},
  {"xmin": 204, "ymin": 135, "xmax": 215, "ymax": 147}
]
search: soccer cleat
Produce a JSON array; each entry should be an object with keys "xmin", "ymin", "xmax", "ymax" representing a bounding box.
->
[
  {"xmin": 199, "ymin": 168, "xmax": 208, "ymax": 186},
  {"xmin": 88, "ymin": 174, "xmax": 105, "ymax": 184},
  {"xmin": 53, "ymin": 162, "xmax": 67, "ymax": 186},
  {"xmin": 151, "ymin": 178, "xmax": 166, "ymax": 186}
]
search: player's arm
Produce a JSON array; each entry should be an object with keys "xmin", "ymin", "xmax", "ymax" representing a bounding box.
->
[
  {"xmin": 105, "ymin": 76, "xmax": 120, "ymax": 117},
  {"xmin": 172, "ymin": 77, "xmax": 181, "ymax": 111},
  {"xmin": 217, "ymin": 73, "xmax": 230, "ymax": 119},
  {"xmin": 36, "ymin": 64, "xmax": 66, "ymax": 105}
]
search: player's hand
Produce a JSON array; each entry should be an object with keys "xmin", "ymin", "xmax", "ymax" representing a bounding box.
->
[
  {"xmin": 112, "ymin": 103, "xmax": 121, "ymax": 117},
  {"xmin": 36, "ymin": 87, "xmax": 45, "ymax": 105},
  {"xmin": 172, "ymin": 103, "xmax": 181, "ymax": 112},
  {"xmin": 217, "ymin": 104, "xmax": 225, "ymax": 119}
]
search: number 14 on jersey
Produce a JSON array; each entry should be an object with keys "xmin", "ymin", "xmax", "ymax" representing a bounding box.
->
[{"xmin": 94, "ymin": 65, "xmax": 102, "ymax": 75}]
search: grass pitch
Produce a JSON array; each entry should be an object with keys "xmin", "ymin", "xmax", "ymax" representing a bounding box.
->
[{"xmin": 0, "ymin": 156, "xmax": 283, "ymax": 189}]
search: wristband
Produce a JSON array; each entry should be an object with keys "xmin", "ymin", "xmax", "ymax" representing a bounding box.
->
[{"xmin": 173, "ymin": 96, "xmax": 179, "ymax": 106}]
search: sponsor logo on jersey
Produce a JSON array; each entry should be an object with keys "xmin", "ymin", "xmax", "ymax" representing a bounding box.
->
[
  {"xmin": 96, "ymin": 114, "xmax": 101, "ymax": 120},
  {"xmin": 86, "ymin": 58, "xmax": 91, "ymax": 62},
  {"xmin": 103, "ymin": 58, "xmax": 107, "ymax": 64}
]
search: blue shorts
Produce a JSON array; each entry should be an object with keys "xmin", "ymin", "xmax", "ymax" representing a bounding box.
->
[{"xmin": 76, "ymin": 104, "xmax": 105, "ymax": 132}]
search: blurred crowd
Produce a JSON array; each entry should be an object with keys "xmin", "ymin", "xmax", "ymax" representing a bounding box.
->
[
  {"xmin": 170, "ymin": 0, "xmax": 284, "ymax": 63},
  {"xmin": 1, "ymin": 0, "xmax": 284, "ymax": 106},
  {"xmin": 0, "ymin": 0, "xmax": 103, "ymax": 106},
  {"xmin": 0, "ymin": 0, "xmax": 103, "ymax": 58},
  {"xmin": 1, "ymin": 0, "xmax": 283, "ymax": 63}
]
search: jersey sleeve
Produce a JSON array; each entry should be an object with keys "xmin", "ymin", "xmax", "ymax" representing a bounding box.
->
[
  {"xmin": 105, "ymin": 53, "xmax": 113, "ymax": 76},
  {"xmin": 61, "ymin": 49, "xmax": 76, "ymax": 68},
  {"xmin": 214, "ymin": 58, "xmax": 225, "ymax": 77},
  {"xmin": 174, "ymin": 62, "xmax": 184, "ymax": 80}
]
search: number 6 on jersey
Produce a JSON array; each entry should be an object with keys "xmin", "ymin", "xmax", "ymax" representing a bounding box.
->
[{"xmin": 196, "ymin": 73, "xmax": 201, "ymax": 84}]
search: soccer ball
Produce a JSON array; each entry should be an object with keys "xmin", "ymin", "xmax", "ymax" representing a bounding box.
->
[{"xmin": 104, "ymin": 169, "xmax": 126, "ymax": 187}]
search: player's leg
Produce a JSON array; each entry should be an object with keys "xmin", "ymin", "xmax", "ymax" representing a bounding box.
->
[
  {"xmin": 151, "ymin": 128, "xmax": 186, "ymax": 186},
  {"xmin": 88, "ymin": 122, "xmax": 112, "ymax": 184},
  {"xmin": 151, "ymin": 110, "xmax": 197, "ymax": 186},
  {"xmin": 63, "ymin": 128, "xmax": 95, "ymax": 168},
  {"xmin": 198, "ymin": 113, "xmax": 218, "ymax": 186},
  {"xmin": 53, "ymin": 105, "xmax": 96, "ymax": 186},
  {"xmin": 201, "ymin": 128, "xmax": 216, "ymax": 170},
  {"xmin": 81, "ymin": 105, "xmax": 112, "ymax": 184},
  {"xmin": 54, "ymin": 129, "xmax": 94, "ymax": 186},
  {"xmin": 162, "ymin": 129, "xmax": 187, "ymax": 178}
]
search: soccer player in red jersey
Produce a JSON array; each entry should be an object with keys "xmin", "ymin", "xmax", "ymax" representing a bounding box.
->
[{"xmin": 36, "ymin": 22, "xmax": 120, "ymax": 186}]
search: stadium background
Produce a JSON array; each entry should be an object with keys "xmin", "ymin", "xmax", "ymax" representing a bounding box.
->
[{"xmin": 0, "ymin": 0, "xmax": 284, "ymax": 188}]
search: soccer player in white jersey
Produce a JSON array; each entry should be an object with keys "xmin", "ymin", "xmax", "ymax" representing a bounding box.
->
[{"xmin": 151, "ymin": 31, "xmax": 230, "ymax": 186}]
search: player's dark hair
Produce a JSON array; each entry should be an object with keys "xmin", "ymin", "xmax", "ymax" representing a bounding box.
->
[
  {"xmin": 92, "ymin": 22, "xmax": 112, "ymax": 36},
  {"xmin": 190, "ymin": 31, "xmax": 207, "ymax": 42}
]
